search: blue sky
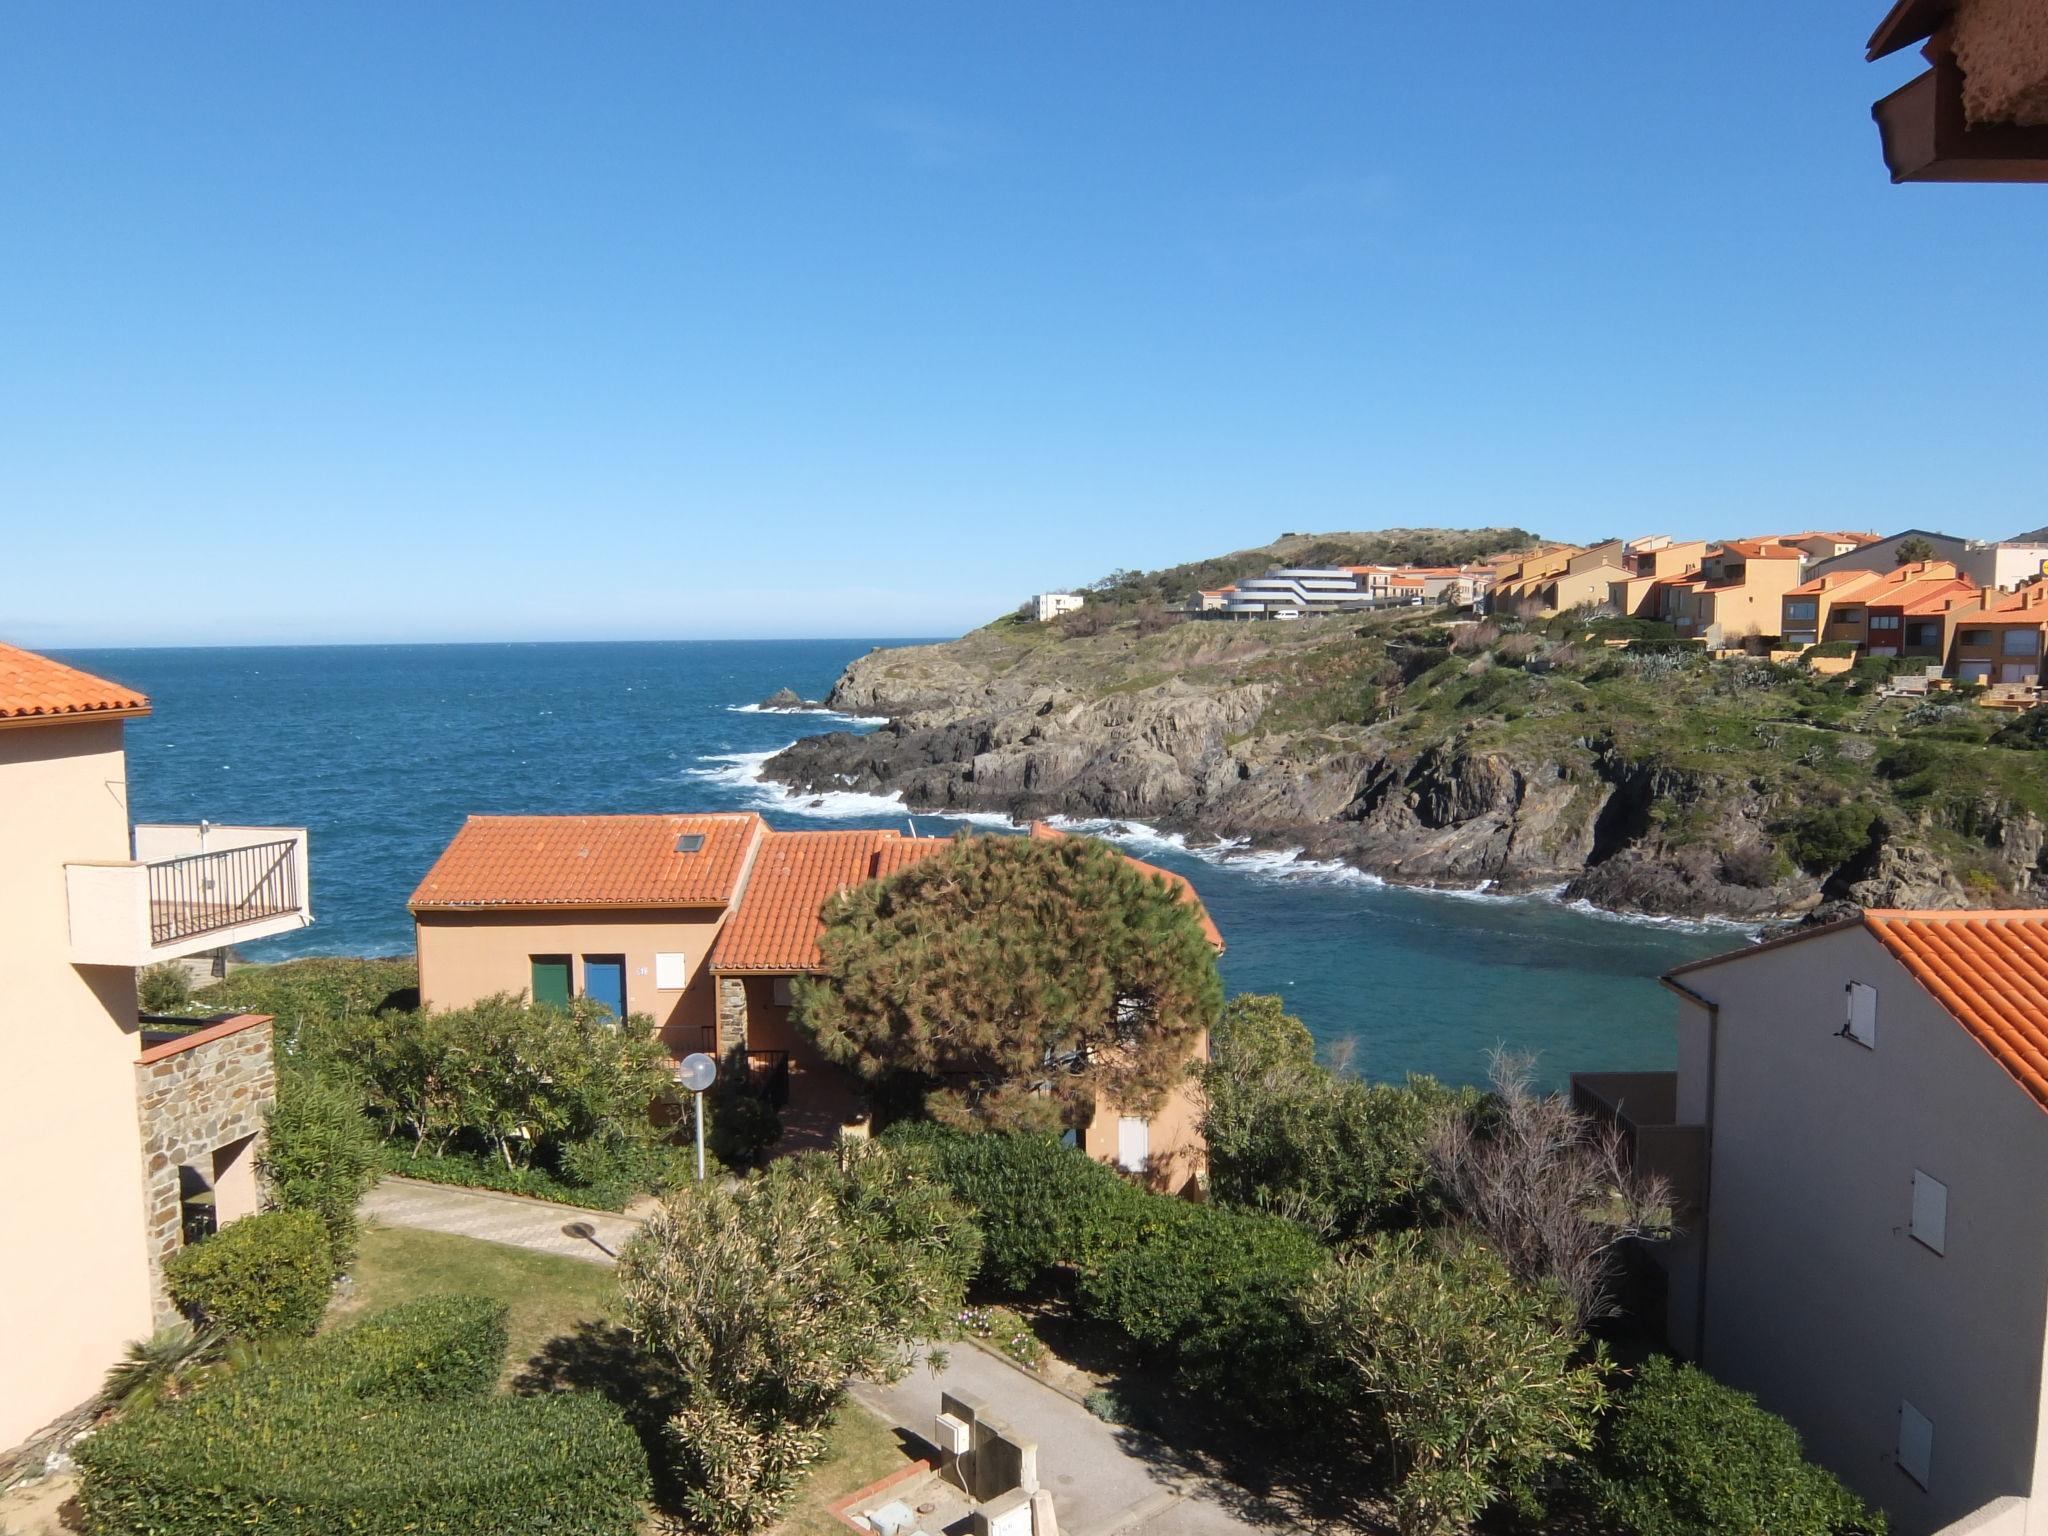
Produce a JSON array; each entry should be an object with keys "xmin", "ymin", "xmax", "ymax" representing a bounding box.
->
[{"xmin": 3, "ymin": 3, "xmax": 2044, "ymax": 645}]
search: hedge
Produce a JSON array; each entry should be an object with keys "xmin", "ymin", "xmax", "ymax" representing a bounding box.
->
[
  {"xmin": 75, "ymin": 1299, "xmax": 648, "ymax": 1536},
  {"xmin": 260, "ymin": 1062, "xmax": 383, "ymax": 1272},
  {"xmin": 880, "ymin": 1123, "xmax": 1167, "ymax": 1292},
  {"xmin": 163, "ymin": 1208, "xmax": 331, "ymax": 1338},
  {"xmin": 1588, "ymin": 1356, "xmax": 1884, "ymax": 1536},
  {"xmin": 290, "ymin": 1295, "xmax": 509, "ymax": 1401}
]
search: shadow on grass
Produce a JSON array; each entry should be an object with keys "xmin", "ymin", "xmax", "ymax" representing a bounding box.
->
[{"xmin": 513, "ymin": 1321, "xmax": 691, "ymax": 1513}]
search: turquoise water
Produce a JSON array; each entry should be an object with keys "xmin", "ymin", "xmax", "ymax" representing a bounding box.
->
[{"xmin": 59, "ymin": 640, "xmax": 1739, "ymax": 1087}]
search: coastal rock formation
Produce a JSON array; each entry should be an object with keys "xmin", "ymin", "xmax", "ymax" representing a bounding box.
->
[
  {"xmin": 763, "ymin": 642, "xmax": 1816, "ymax": 919},
  {"xmin": 755, "ymin": 687, "xmax": 830, "ymax": 712}
]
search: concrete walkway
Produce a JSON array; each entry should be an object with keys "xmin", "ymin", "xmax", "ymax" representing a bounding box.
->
[
  {"xmin": 850, "ymin": 1345, "xmax": 1312, "ymax": 1536},
  {"xmin": 358, "ymin": 1176, "xmax": 645, "ymax": 1264}
]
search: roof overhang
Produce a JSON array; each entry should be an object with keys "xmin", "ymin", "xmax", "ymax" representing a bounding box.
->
[
  {"xmin": 0, "ymin": 704, "xmax": 152, "ymax": 730},
  {"xmin": 1870, "ymin": 15, "xmax": 2048, "ymax": 183}
]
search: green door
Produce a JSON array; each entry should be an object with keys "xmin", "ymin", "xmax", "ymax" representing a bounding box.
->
[{"xmin": 530, "ymin": 955, "xmax": 571, "ymax": 1009}]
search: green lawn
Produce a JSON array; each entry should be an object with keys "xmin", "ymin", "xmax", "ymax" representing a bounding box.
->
[{"xmin": 335, "ymin": 1224, "xmax": 913, "ymax": 1532}]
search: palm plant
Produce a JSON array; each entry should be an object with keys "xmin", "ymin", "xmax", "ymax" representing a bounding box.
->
[{"xmin": 100, "ymin": 1323, "xmax": 221, "ymax": 1411}]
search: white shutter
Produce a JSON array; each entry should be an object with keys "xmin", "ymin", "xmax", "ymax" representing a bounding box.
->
[
  {"xmin": 1846, "ymin": 982, "xmax": 1878, "ymax": 1047},
  {"xmin": 654, "ymin": 952, "xmax": 688, "ymax": 990},
  {"xmin": 1911, "ymin": 1171, "xmax": 1947, "ymax": 1255},
  {"xmin": 1898, "ymin": 1400, "xmax": 1933, "ymax": 1488},
  {"xmin": 771, "ymin": 977, "xmax": 795, "ymax": 1008},
  {"xmin": 1116, "ymin": 1116, "xmax": 1150, "ymax": 1172}
]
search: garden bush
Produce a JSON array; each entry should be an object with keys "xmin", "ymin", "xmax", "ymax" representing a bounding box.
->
[
  {"xmin": 1078, "ymin": 1201, "xmax": 1326, "ymax": 1417},
  {"xmin": 1302, "ymin": 1230, "xmax": 1607, "ymax": 1536},
  {"xmin": 291, "ymin": 1296, "xmax": 509, "ymax": 1401},
  {"xmin": 1775, "ymin": 803, "xmax": 1879, "ymax": 873},
  {"xmin": 260, "ymin": 1061, "xmax": 382, "ymax": 1270},
  {"xmin": 138, "ymin": 962, "xmax": 192, "ymax": 1013},
  {"xmin": 199, "ymin": 956, "xmax": 419, "ymax": 1047},
  {"xmin": 1991, "ymin": 704, "xmax": 2048, "ymax": 751},
  {"xmin": 163, "ymin": 1208, "xmax": 331, "ymax": 1338},
  {"xmin": 76, "ymin": 1299, "xmax": 646, "ymax": 1536},
  {"xmin": 880, "ymin": 1123, "xmax": 1163, "ymax": 1292},
  {"xmin": 1588, "ymin": 1355, "xmax": 1884, "ymax": 1536},
  {"xmin": 1201, "ymin": 994, "xmax": 1473, "ymax": 1239}
]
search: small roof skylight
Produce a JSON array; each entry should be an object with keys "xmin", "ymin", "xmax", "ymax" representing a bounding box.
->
[{"xmin": 675, "ymin": 832, "xmax": 706, "ymax": 853}]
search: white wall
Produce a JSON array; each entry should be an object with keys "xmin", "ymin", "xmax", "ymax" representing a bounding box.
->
[{"xmin": 1678, "ymin": 926, "xmax": 2048, "ymax": 1535}]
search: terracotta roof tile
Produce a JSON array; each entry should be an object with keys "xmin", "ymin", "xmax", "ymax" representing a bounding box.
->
[
  {"xmin": 0, "ymin": 643, "xmax": 150, "ymax": 722},
  {"xmin": 410, "ymin": 814, "xmax": 762, "ymax": 909},
  {"xmin": 711, "ymin": 823, "xmax": 1226, "ymax": 973},
  {"xmin": 1865, "ymin": 911, "xmax": 2048, "ymax": 1113}
]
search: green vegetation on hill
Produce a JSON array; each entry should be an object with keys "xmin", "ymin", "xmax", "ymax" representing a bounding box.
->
[{"xmin": 1042, "ymin": 526, "xmax": 1539, "ymax": 613}]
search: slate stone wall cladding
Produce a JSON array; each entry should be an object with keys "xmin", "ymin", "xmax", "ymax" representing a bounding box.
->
[
  {"xmin": 134, "ymin": 1017, "xmax": 275, "ymax": 1325},
  {"xmin": 716, "ymin": 975, "xmax": 748, "ymax": 1055}
]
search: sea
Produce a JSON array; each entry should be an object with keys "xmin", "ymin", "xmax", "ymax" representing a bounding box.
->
[{"xmin": 57, "ymin": 639, "xmax": 1744, "ymax": 1089}]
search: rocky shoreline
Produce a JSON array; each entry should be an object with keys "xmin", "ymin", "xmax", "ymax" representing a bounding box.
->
[{"xmin": 761, "ymin": 635, "xmax": 2000, "ymax": 923}]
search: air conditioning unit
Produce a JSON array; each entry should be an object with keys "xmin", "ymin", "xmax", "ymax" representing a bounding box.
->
[{"xmin": 932, "ymin": 1412, "xmax": 970, "ymax": 1457}]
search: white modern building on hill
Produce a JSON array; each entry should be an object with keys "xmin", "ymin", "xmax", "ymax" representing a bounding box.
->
[{"xmin": 1024, "ymin": 592, "xmax": 1085, "ymax": 623}]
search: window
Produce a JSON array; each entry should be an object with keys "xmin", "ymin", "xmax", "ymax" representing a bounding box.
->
[
  {"xmin": 1897, "ymin": 1401, "xmax": 1933, "ymax": 1489},
  {"xmin": 1910, "ymin": 1170, "xmax": 1947, "ymax": 1254},
  {"xmin": 530, "ymin": 955, "xmax": 571, "ymax": 1009},
  {"xmin": 655, "ymin": 952, "xmax": 688, "ymax": 990},
  {"xmin": 1786, "ymin": 632, "xmax": 1818, "ymax": 648},
  {"xmin": 1116, "ymin": 1116, "xmax": 1151, "ymax": 1172},
  {"xmin": 1785, "ymin": 600, "xmax": 1818, "ymax": 621},
  {"xmin": 1845, "ymin": 982, "xmax": 1877, "ymax": 1048},
  {"xmin": 1907, "ymin": 622, "xmax": 1940, "ymax": 648},
  {"xmin": 1959, "ymin": 629, "xmax": 1991, "ymax": 647},
  {"xmin": 2002, "ymin": 628, "xmax": 2040, "ymax": 657},
  {"xmin": 770, "ymin": 977, "xmax": 795, "ymax": 1007},
  {"xmin": 1836, "ymin": 607, "xmax": 1863, "ymax": 624},
  {"xmin": 1870, "ymin": 614, "xmax": 1901, "ymax": 631},
  {"xmin": 1959, "ymin": 660, "xmax": 1992, "ymax": 683}
]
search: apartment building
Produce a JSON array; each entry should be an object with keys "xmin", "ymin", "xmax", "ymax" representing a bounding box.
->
[
  {"xmin": 1780, "ymin": 562, "xmax": 1979, "ymax": 657},
  {"xmin": 1577, "ymin": 910, "xmax": 2048, "ymax": 1536},
  {"xmin": 1, "ymin": 644, "xmax": 311, "ymax": 1455},
  {"xmin": 411, "ymin": 815, "xmax": 1222, "ymax": 1190},
  {"xmin": 1656, "ymin": 539, "xmax": 1809, "ymax": 643},
  {"xmin": 1948, "ymin": 583, "xmax": 2048, "ymax": 685},
  {"xmin": 1025, "ymin": 593, "xmax": 1085, "ymax": 623},
  {"xmin": 1608, "ymin": 536, "xmax": 1709, "ymax": 617}
]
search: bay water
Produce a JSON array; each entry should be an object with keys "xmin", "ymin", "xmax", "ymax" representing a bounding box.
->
[{"xmin": 59, "ymin": 639, "xmax": 1738, "ymax": 1088}]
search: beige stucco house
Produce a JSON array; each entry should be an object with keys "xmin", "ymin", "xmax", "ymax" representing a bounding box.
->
[
  {"xmin": 1578, "ymin": 910, "xmax": 2048, "ymax": 1536},
  {"xmin": 411, "ymin": 815, "xmax": 1222, "ymax": 1190},
  {"xmin": 0, "ymin": 644, "xmax": 311, "ymax": 1458}
]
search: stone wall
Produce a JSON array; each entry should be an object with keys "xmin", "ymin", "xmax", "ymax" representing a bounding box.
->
[
  {"xmin": 716, "ymin": 974, "xmax": 748, "ymax": 1055},
  {"xmin": 134, "ymin": 1014, "xmax": 276, "ymax": 1325}
]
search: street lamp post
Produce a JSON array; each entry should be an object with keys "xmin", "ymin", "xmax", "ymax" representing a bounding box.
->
[{"xmin": 677, "ymin": 1052, "xmax": 718, "ymax": 1183}]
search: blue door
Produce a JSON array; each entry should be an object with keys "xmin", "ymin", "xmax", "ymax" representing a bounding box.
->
[{"xmin": 582, "ymin": 955, "xmax": 626, "ymax": 1018}]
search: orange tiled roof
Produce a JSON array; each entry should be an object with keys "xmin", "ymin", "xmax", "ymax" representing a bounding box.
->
[
  {"xmin": 0, "ymin": 643, "xmax": 150, "ymax": 723},
  {"xmin": 410, "ymin": 813, "xmax": 763, "ymax": 909},
  {"xmin": 711, "ymin": 823, "xmax": 1226, "ymax": 973},
  {"xmin": 1865, "ymin": 911, "xmax": 2048, "ymax": 1113},
  {"xmin": 1970, "ymin": 585, "xmax": 2048, "ymax": 623}
]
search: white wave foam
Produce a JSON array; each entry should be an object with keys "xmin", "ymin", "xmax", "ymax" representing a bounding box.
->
[
  {"xmin": 726, "ymin": 703, "xmax": 889, "ymax": 726},
  {"xmin": 688, "ymin": 739, "xmax": 1756, "ymax": 930}
]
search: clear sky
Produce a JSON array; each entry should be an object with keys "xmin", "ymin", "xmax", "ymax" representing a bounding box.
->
[{"xmin": 4, "ymin": 3, "xmax": 2044, "ymax": 646}]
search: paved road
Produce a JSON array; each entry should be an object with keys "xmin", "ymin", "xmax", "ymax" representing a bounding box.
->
[
  {"xmin": 358, "ymin": 1176, "xmax": 645, "ymax": 1263},
  {"xmin": 850, "ymin": 1344, "xmax": 1311, "ymax": 1536}
]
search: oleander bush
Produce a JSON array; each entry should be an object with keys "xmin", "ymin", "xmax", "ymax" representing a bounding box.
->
[
  {"xmin": 76, "ymin": 1300, "xmax": 646, "ymax": 1536},
  {"xmin": 163, "ymin": 1208, "xmax": 331, "ymax": 1338},
  {"xmin": 260, "ymin": 1060, "xmax": 382, "ymax": 1271},
  {"xmin": 138, "ymin": 962, "xmax": 192, "ymax": 1013},
  {"xmin": 1588, "ymin": 1355, "xmax": 1885, "ymax": 1536},
  {"xmin": 197, "ymin": 956, "xmax": 419, "ymax": 1046}
]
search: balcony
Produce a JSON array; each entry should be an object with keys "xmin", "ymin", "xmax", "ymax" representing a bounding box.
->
[
  {"xmin": 1570, "ymin": 1070, "xmax": 1707, "ymax": 1223},
  {"xmin": 67, "ymin": 823, "xmax": 311, "ymax": 966}
]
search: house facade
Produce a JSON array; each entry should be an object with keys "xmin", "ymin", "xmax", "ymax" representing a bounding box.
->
[
  {"xmin": 1025, "ymin": 593, "xmax": 1085, "ymax": 623},
  {"xmin": 1948, "ymin": 583, "xmax": 2048, "ymax": 685},
  {"xmin": 1577, "ymin": 911, "xmax": 2048, "ymax": 1536},
  {"xmin": 1, "ymin": 645, "xmax": 310, "ymax": 1456},
  {"xmin": 411, "ymin": 815, "xmax": 1223, "ymax": 1190}
]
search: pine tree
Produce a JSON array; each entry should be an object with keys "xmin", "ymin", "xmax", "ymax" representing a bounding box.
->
[{"xmin": 798, "ymin": 833, "xmax": 1222, "ymax": 1133}]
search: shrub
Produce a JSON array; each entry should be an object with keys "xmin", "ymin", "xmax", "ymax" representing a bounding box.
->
[
  {"xmin": 1776, "ymin": 804, "xmax": 1879, "ymax": 872},
  {"xmin": 163, "ymin": 1208, "xmax": 331, "ymax": 1338},
  {"xmin": 1806, "ymin": 640, "xmax": 1858, "ymax": 658},
  {"xmin": 76, "ymin": 1345, "xmax": 645, "ymax": 1536},
  {"xmin": 100, "ymin": 1324, "xmax": 222, "ymax": 1411},
  {"xmin": 139, "ymin": 962, "xmax": 192, "ymax": 1013},
  {"xmin": 619, "ymin": 1144, "xmax": 980, "ymax": 1534},
  {"xmin": 260, "ymin": 1062, "xmax": 382, "ymax": 1271},
  {"xmin": 705, "ymin": 1074, "xmax": 784, "ymax": 1169},
  {"xmin": 880, "ymin": 1122, "xmax": 1162, "ymax": 1292},
  {"xmin": 1078, "ymin": 1201, "xmax": 1326, "ymax": 1417},
  {"xmin": 1589, "ymin": 1356, "xmax": 1885, "ymax": 1536},
  {"xmin": 199, "ymin": 957, "xmax": 419, "ymax": 1048},
  {"xmin": 1302, "ymin": 1230, "xmax": 1608, "ymax": 1536},
  {"xmin": 1992, "ymin": 705, "xmax": 2048, "ymax": 750},
  {"xmin": 293, "ymin": 1296, "xmax": 510, "ymax": 1401},
  {"xmin": 1202, "ymin": 994, "xmax": 1473, "ymax": 1240}
]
